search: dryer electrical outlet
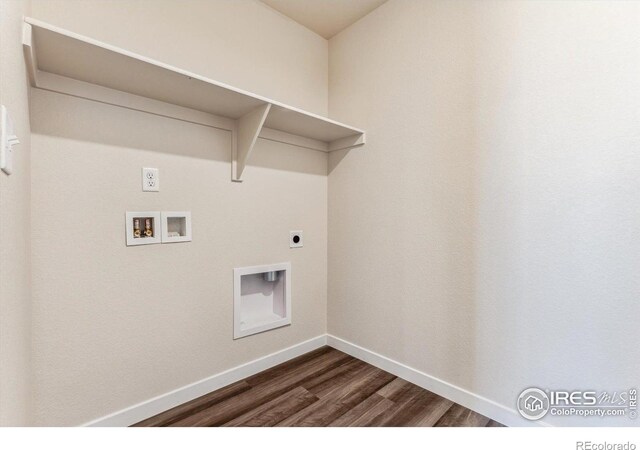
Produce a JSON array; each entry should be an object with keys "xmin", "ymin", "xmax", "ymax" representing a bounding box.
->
[{"xmin": 290, "ymin": 231, "xmax": 303, "ymax": 248}]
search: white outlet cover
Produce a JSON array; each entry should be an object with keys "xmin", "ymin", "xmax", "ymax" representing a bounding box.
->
[
  {"xmin": 142, "ymin": 167, "xmax": 159, "ymax": 191},
  {"xmin": 290, "ymin": 230, "xmax": 303, "ymax": 248},
  {"xmin": 1, "ymin": 105, "xmax": 20, "ymax": 175}
]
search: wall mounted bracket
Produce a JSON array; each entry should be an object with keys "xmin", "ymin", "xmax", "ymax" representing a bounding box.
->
[{"xmin": 232, "ymin": 103, "xmax": 271, "ymax": 182}]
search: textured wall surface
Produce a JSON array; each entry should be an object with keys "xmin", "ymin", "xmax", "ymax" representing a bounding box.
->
[
  {"xmin": 328, "ymin": 0, "xmax": 640, "ymax": 426},
  {"xmin": 0, "ymin": 0, "xmax": 32, "ymax": 427},
  {"xmin": 29, "ymin": 0, "xmax": 328, "ymax": 426}
]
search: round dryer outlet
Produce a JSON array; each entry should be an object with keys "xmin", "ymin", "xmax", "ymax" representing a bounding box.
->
[{"xmin": 290, "ymin": 231, "xmax": 303, "ymax": 248}]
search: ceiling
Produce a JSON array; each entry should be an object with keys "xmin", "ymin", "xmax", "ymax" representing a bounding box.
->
[{"xmin": 260, "ymin": 0, "xmax": 388, "ymax": 39}]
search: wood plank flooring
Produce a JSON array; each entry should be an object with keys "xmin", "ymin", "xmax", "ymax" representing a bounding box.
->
[{"xmin": 133, "ymin": 347, "xmax": 505, "ymax": 427}]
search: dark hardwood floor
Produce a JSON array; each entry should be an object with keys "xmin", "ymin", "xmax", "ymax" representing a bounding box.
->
[{"xmin": 133, "ymin": 347, "xmax": 504, "ymax": 427}]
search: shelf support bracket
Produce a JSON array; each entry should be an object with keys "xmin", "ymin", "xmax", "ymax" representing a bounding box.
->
[
  {"xmin": 232, "ymin": 103, "xmax": 271, "ymax": 182},
  {"xmin": 22, "ymin": 22, "xmax": 39, "ymax": 87}
]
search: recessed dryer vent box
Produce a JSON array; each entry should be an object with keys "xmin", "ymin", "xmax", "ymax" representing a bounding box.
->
[
  {"xmin": 234, "ymin": 262, "xmax": 291, "ymax": 339},
  {"xmin": 161, "ymin": 211, "xmax": 192, "ymax": 243},
  {"xmin": 125, "ymin": 211, "xmax": 161, "ymax": 246}
]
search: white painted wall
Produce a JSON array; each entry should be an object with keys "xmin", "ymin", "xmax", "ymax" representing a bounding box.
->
[
  {"xmin": 0, "ymin": 0, "xmax": 32, "ymax": 427},
  {"xmin": 29, "ymin": 0, "xmax": 328, "ymax": 426},
  {"xmin": 328, "ymin": 0, "xmax": 640, "ymax": 426}
]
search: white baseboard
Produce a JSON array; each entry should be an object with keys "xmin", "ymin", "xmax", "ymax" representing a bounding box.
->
[
  {"xmin": 326, "ymin": 334, "xmax": 549, "ymax": 427},
  {"xmin": 82, "ymin": 335, "xmax": 327, "ymax": 427},
  {"xmin": 83, "ymin": 333, "xmax": 548, "ymax": 427}
]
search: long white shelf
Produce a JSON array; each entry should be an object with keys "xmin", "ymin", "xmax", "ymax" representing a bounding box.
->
[{"xmin": 22, "ymin": 17, "xmax": 365, "ymax": 181}]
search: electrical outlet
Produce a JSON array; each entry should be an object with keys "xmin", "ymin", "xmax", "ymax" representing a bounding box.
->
[
  {"xmin": 290, "ymin": 230, "xmax": 303, "ymax": 248},
  {"xmin": 142, "ymin": 168, "xmax": 159, "ymax": 192}
]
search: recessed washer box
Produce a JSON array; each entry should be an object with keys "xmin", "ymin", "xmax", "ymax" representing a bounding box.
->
[
  {"xmin": 233, "ymin": 262, "xmax": 291, "ymax": 339},
  {"xmin": 161, "ymin": 211, "xmax": 192, "ymax": 243},
  {"xmin": 125, "ymin": 211, "xmax": 161, "ymax": 246}
]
